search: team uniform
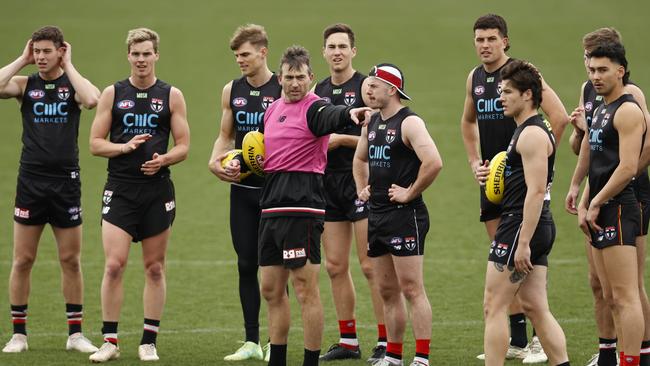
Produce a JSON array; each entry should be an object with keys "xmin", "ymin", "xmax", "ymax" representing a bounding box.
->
[
  {"xmin": 314, "ymin": 72, "xmax": 368, "ymax": 222},
  {"xmin": 584, "ymin": 80, "xmax": 650, "ymax": 235},
  {"xmin": 227, "ymin": 75, "xmax": 281, "ymax": 343},
  {"xmin": 471, "ymin": 58, "xmax": 517, "ymax": 222},
  {"xmin": 365, "ymin": 107, "xmax": 429, "ymax": 257},
  {"xmin": 15, "ymin": 73, "xmax": 82, "ymax": 228},
  {"xmin": 488, "ymin": 116, "xmax": 556, "ymax": 266},
  {"xmin": 258, "ymin": 93, "xmax": 356, "ymax": 268},
  {"xmin": 588, "ymin": 94, "xmax": 643, "ymax": 248},
  {"xmin": 100, "ymin": 79, "xmax": 175, "ymax": 242}
]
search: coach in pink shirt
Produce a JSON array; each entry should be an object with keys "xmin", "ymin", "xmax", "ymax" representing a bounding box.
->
[{"xmin": 258, "ymin": 45, "xmax": 370, "ymax": 366}]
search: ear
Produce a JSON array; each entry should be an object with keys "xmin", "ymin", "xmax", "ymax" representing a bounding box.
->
[
  {"xmin": 502, "ymin": 36, "xmax": 509, "ymax": 50},
  {"xmin": 616, "ymin": 64, "xmax": 625, "ymax": 79},
  {"xmin": 523, "ymin": 88, "xmax": 533, "ymax": 102},
  {"xmin": 351, "ymin": 46, "xmax": 357, "ymax": 58},
  {"xmin": 260, "ymin": 46, "xmax": 268, "ymax": 58}
]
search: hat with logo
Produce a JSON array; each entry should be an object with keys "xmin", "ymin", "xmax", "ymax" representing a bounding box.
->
[{"xmin": 369, "ymin": 63, "xmax": 411, "ymax": 100}]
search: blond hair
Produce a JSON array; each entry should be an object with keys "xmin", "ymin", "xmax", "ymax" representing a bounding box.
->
[
  {"xmin": 230, "ymin": 24, "xmax": 268, "ymax": 50},
  {"xmin": 126, "ymin": 28, "xmax": 160, "ymax": 53}
]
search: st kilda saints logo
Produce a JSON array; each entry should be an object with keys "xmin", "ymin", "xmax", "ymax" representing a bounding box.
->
[
  {"xmin": 262, "ymin": 96, "xmax": 274, "ymax": 110},
  {"xmin": 57, "ymin": 87, "xmax": 70, "ymax": 100},
  {"xmin": 386, "ymin": 129, "xmax": 396, "ymax": 144},
  {"xmin": 344, "ymin": 91, "xmax": 356, "ymax": 106},
  {"xmin": 150, "ymin": 98, "xmax": 164, "ymax": 113}
]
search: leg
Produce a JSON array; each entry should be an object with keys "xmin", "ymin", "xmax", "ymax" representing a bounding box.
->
[
  {"xmin": 261, "ymin": 265, "xmax": 291, "ymax": 345},
  {"xmin": 594, "ymin": 245, "xmax": 644, "ymax": 357},
  {"xmin": 52, "ymin": 225, "xmax": 83, "ymax": 305},
  {"xmin": 585, "ymin": 239, "xmax": 617, "ymax": 338},
  {"xmin": 9, "ymin": 223, "xmax": 45, "ymax": 307},
  {"xmin": 392, "ymin": 255, "xmax": 431, "ymax": 340},
  {"xmin": 290, "ymin": 263, "xmax": 324, "ymax": 351},
  {"xmin": 100, "ymin": 220, "xmax": 132, "ymax": 322},
  {"xmin": 517, "ymin": 266, "xmax": 569, "ymax": 365},
  {"xmin": 636, "ymin": 237, "xmax": 650, "ymax": 340},
  {"xmin": 353, "ymin": 218, "xmax": 385, "ymax": 327},
  {"xmin": 483, "ymin": 262, "xmax": 520, "ymax": 366},
  {"xmin": 322, "ymin": 221, "xmax": 356, "ymax": 324},
  {"xmin": 141, "ymin": 229, "xmax": 169, "ymax": 321},
  {"xmin": 373, "ymin": 254, "xmax": 407, "ymax": 344}
]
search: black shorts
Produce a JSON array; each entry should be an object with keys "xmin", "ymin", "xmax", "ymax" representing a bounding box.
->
[
  {"xmin": 489, "ymin": 214, "xmax": 555, "ymax": 267},
  {"xmin": 258, "ymin": 216, "xmax": 323, "ymax": 268},
  {"xmin": 101, "ymin": 178, "xmax": 176, "ymax": 242},
  {"xmin": 368, "ymin": 204, "xmax": 429, "ymax": 257},
  {"xmin": 324, "ymin": 171, "xmax": 368, "ymax": 222},
  {"xmin": 633, "ymin": 174, "xmax": 650, "ymax": 235},
  {"xmin": 14, "ymin": 173, "xmax": 82, "ymax": 228},
  {"xmin": 590, "ymin": 201, "xmax": 640, "ymax": 249},
  {"xmin": 480, "ymin": 187, "xmax": 502, "ymax": 222}
]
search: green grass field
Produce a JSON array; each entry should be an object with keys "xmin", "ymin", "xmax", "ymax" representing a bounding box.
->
[{"xmin": 0, "ymin": 0, "xmax": 649, "ymax": 365}]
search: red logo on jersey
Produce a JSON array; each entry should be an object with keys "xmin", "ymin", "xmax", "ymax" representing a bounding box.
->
[
  {"xmin": 28, "ymin": 90, "xmax": 45, "ymax": 99},
  {"xmin": 344, "ymin": 92, "xmax": 356, "ymax": 106},
  {"xmin": 117, "ymin": 100, "xmax": 135, "ymax": 109},
  {"xmin": 57, "ymin": 87, "xmax": 70, "ymax": 100},
  {"xmin": 474, "ymin": 85, "xmax": 485, "ymax": 96},
  {"xmin": 150, "ymin": 98, "xmax": 164, "ymax": 113},
  {"xmin": 233, "ymin": 97, "xmax": 247, "ymax": 107},
  {"xmin": 262, "ymin": 96, "xmax": 274, "ymax": 110}
]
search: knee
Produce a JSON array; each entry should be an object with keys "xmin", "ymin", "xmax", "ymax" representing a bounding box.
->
[
  {"xmin": 237, "ymin": 257, "xmax": 258, "ymax": 277},
  {"xmin": 359, "ymin": 258, "xmax": 374, "ymax": 280},
  {"xmin": 59, "ymin": 252, "xmax": 81, "ymax": 273},
  {"xmin": 400, "ymin": 280, "xmax": 423, "ymax": 302},
  {"xmin": 378, "ymin": 283, "xmax": 400, "ymax": 304},
  {"xmin": 261, "ymin": 281, "xmax": 283, "ymax": 304},
  {"xmin": 12, "ymin": 255, "xmax": 36, "ymax": 273},
  {"xmin": 144, "ymin": 261, "xmax": 165, "ymax": 282},
  {"xmin": 325, "ymin": 258, "xmax": 348, "ymax": 279},
  {"xmin": 104, "ymin": 260, "xmax": 127, "ymax": 281},
  {"xmin": 293, "ymin": 278, "xmax": 320, "ymax": 306}
]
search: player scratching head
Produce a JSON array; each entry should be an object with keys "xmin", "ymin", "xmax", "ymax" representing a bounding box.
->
[{"xmin": 31, "ymin": 26, "xmax": 65, "ymax": 76}]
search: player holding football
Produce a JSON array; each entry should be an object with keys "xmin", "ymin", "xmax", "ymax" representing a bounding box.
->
[
  {"xmin": 460, "ymin": 14, "xmax": 569, "ymax": 363},
  {"xmin": 314, "ymin": 23, "xmax": 386, "ymax": 363},
  {"xmin": 482, "ymin": 59, "xmax": 569, "ymax": 366},
  {"xmin": 208, "ymin": 24, "xmax": 281, "ymax": 361},
  {"xmin": 88, "ymin": 27, "xmax": 190, "ymax": 362},
  {"xmin": 0, "ymin": 25, "xmax": 100, "ymax": 354}
]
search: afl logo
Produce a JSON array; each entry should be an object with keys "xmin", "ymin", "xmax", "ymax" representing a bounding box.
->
[
  {"xmin": 474, "ymin": 85, "xmax": 485, "ymax": 96},
  {"xmin": 117, "ymin": 100, "xmax": 135, "ymax": 109},
  {"xmin": 368, "ymin": 130, "xmax": 376, "ymax": 141},
  {"xmin": 233, "ymin": 97, "xmax": 247, "ymax": 107},
  {"xmin": 585, "ymin": 101, "xmax": 593, "ymax": 112},
  {"xmin": 29, "ymin": 90, "xmax": 45, "ymax": 99},
  {"xmin": 321, "ymin": 97, "xmax": 331, "ymax": 103}
]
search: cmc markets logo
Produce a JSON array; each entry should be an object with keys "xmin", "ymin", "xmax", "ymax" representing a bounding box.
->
[{"xmin": 117, "ymin": 100, "xmax": 135, "ymax": 110}]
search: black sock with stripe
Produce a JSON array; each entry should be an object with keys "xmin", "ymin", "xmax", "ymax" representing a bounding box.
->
[
  {"xmin": 10, "ymin": 304, "xmax": 27, "ymax": 335},
  {"xmin": 140, "ymin": 318, "xmax": 160, "ymax": 345}
]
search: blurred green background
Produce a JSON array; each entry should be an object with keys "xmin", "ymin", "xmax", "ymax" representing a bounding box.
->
[{"xmin": 0, "ymin": 0, "xmax": 648, "ymax": 364}]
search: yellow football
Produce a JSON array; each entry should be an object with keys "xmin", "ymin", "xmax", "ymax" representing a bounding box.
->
[
  {"xmin": 221, "ymin": 149, "xmax": 252, "ymax": 181},
  {"xmin": 485, "ymin": 151, "xmax": 507, "ymax": 204},
  {"xmin": 242, "ymin": 131, "xmax": 265, "ymax": 176}
]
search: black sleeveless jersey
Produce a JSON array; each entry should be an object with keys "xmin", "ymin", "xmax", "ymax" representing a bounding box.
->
[
  {"xmin": 582, "ymin": 80, "xmax": 604, "ymax": 129},
  {"xmin": 20, "ymin": 72, "xmax": 81, "ymax": 178},
  {"xmin": 588, "ymin": 94, "xmax": 640, "ymax": 203},
  {"xmin": 471, "ymin": 58, "xmax": 516, "ymax": 162},
  {"xmin": 108, "ymin": 79, "xmax": 172, "ymax": 182},
  {"xmin": 502, "ymin": 116, "xmax": 555, "ymax": 218},
  {"xmin": 314, "ymin": 71, "xmax": 366, "ymax": 173},
  {"xmin": 230, "ymin": 75, "xmax": 281, "ymax": 187},
  {"xmin": 367, "ymin": 107, "xmax": 423, "ymax": 211}
]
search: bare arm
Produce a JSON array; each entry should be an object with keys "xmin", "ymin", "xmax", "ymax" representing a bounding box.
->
[
  {"xmin": 329, "ymin": 133, "xmax": 360, "ymax": 150},
  {"xmin": 625, "ymin": 84, "xmax": 650, "ymax": 171},
  {"xmin": 0, "ymin": 40, "xmax": 32, "ymax": 99},
  {"xmin": 514, "ymin": 126, "xmax": 551, "ymax": 273},
  {"xmin": 565, "ymin": 127, "xmax": 591, "ymax": 214},
  {"xmin": 586, "ymin": 103, "xmax": 644, "ymax": 231},
  {"xmin": 389, "ymin": 116, "xmax": 443, "ymax": 203},
  {"xmin": 208, "ymin": 81, "xmax": 240, "ymax": 182},
  {"xmin": 89, "ymin": 86, "xmax": 152, "ymax": 158},
  {"xmin": 568, "ymin": 83, "xmax": 588, "ymax": 155},
  {"xmin": 62, "ymin": 42, "xmax": 100, "ymax": 109},
  {"xmin": 460, "ymin": 70, "xmax": 485, "ymax": 183},
  {"xmin": 352, "ymin": 126, "xmax": 370, "ymax": 201},
  {"xmin": 540, "ymin": 76, "xmax": 570, "ymax": 144}
]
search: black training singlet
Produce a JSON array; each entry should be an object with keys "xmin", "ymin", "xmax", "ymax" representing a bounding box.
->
[
  {"xmin": 471, "ymin": 58, "xmax": 516, "ymax": 162},
  {"xmin": 20, "ymin": 72, "xmax": 81, "ymax": 179},
  {"xmin": 582, "ymin": 80, "xmax": 605, "ymax": 129},
  {"xmin": 230, "ymin": 75, "xmax": 281, "ymax": 188},
  {"xmin": 108, "ymin": 79, "xmax": 172, "ymax": 182},
  {"xmin": 367, "ymin": 107, "xmax": 423, "ymax": 212},
  {"xmin": 588, "ymin": 94, "xmax": 641, "ymax": 203},
  {"xmin": 502, "ymin": 116, "xmax": 555, "ymax": 217},
  {"xmin": 314, "ymin": 71, "xmax": 366, "ymax": 173}
]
